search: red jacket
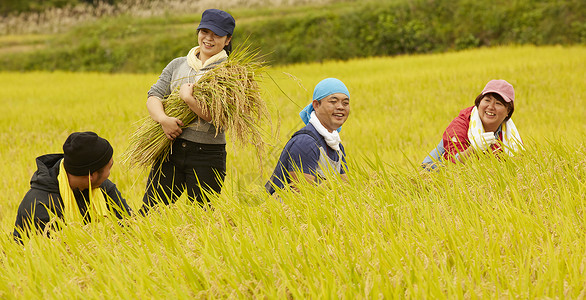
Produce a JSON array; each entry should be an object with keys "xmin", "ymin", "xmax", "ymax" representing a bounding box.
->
[{"xmin": 442, "ymin": 106, "xmax": 503, "ymax": 162}]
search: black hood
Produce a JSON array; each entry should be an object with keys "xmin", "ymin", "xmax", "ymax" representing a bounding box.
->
[{"xmin": 29, "ymin": 153, "xmax": 63, "ymax": 194}]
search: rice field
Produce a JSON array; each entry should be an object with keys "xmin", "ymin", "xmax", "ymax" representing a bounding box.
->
[{"xmin": 0, "ymin": 45, "xmax": 585, "ymax": 298}]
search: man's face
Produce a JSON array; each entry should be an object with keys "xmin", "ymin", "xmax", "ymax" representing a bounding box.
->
[
  {"xmin": 312, "ymin": 93, "xmax": 350, "ymax": 132},
  {"xmin": 90, "ymin": 158, "xmax": 113, "ymax": 188}
]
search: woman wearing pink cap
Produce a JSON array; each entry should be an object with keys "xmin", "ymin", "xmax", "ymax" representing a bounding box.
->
[{"xmin": 422, "ymin": 79, "xmax": 524, "ymax": 169}]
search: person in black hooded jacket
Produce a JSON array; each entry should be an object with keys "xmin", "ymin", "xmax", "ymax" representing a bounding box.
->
[{"xmin": 13, "ymin": 132, "xmax": 132, "ymax": 242}]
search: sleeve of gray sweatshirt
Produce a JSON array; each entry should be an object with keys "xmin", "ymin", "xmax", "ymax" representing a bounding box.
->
[{"xmin": 147, "ymin": 57, "xmax": 186, "ymax": 100}]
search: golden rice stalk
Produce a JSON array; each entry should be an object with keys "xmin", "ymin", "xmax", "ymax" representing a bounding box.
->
[{"xmin": 123, "ymin": 46, "xmax": 269, "ymax": 169}]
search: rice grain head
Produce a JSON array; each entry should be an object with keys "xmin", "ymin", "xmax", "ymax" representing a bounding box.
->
[{"xmin": 123, "ymin": 45, "xmax": 270, "ymax": 170}]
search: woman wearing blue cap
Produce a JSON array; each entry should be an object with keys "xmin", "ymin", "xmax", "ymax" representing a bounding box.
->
[
  {"xmin": 265, "ymin": 78, "xmax": 351, "ymax": 194},
  {"xmin": 139, "ymin": 9, "xmax": 236, "ymax": 213}
]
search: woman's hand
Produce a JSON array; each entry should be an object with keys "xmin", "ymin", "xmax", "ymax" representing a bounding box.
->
[
  {"xmin": 179, "ymin": 83, "xmax": 212, "ymax": 123},
  {"xmin": 159, "ymin": 116, "xmax": 184, "ymax": 140},
  {"xmin": 179, "ymin": 83, "xmax": 196, "ymax": 105},
  {"xmin": 146, "ymin": 96, "xmax": 184, "ymax": 140}
]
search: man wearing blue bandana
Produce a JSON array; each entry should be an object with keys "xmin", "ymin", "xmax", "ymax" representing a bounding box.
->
[{"xmin": 265, "ymin": 78, "xmax": 350, "ymax": 194}]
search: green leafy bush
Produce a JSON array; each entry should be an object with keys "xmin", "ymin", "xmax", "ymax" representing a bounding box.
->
[{"xmin": 1, "ymin": 0, "xmax": 584, "ymax": 72}]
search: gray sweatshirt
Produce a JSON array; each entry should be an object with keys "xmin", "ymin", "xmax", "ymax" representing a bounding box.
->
[{"xmin": 148, "ymin": 56, "xmax": 226, "ymax": 144}]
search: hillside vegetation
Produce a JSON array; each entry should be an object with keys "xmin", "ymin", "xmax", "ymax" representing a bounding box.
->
[{"xmin": 0, "ymin": 0, "xmax": 584, "ymax": 72}]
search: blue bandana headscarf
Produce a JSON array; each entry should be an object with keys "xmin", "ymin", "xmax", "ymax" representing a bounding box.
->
[{"xmin": 299, "ymin": 78, "xmax": 350, "ymax": 132}]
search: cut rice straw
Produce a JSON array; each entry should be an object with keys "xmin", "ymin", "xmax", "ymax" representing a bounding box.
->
[{"xmin": 123, "ymin": 44, "xmax": 270, "ymax": 170}]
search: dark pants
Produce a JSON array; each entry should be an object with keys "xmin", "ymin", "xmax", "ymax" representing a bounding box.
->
[{"xmin": 139, "ymin": 139, "xmax": 226, "ymax": 214}]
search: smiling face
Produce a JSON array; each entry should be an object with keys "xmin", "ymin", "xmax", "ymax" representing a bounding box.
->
[
  {"xmin": 312, "ymin": 93, "xmax": 350, "ymax": 132},
  {"xmin": 477, "ymin": 94, "xmax": 511, "ymax": 132},
  {"xmin": 197, "ymin": 28, "xmax": 231, "ymax": 63}
]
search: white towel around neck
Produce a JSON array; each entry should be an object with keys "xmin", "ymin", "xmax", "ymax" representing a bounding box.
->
[
  {"xmin": 467, "ymin": 106, "xmax": 524, "ymax": 156},
  {"xmin": 309, "ymin": 112, "xmax": 341, "ymax": 151}
]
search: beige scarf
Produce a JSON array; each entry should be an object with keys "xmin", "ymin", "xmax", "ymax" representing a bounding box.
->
[
  {"xmin": 468, "ymin": 106, "xmax": 524, "ymax": 156},
  {"xmin": 57, "ymin": 160, "xmax": 109, "ymax": 224},
  {"xmin": 186, "ymin": 46, "xmax": 227, "ymax": 72}
]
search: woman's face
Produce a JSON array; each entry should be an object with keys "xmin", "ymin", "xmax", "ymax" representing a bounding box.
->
[
  {"xmin": 198, "ymin": 28, "xmax": 231, "ymax": 59},
  {"xmin": 478, "ymin": 94, "xmax": 510, "ymax": 132}
]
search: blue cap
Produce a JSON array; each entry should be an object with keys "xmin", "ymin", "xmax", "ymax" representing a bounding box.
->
[
  {"xmin": 299, "ymin": 78, "xmax": 349, "ymax": 132},
  {"xmin": 197, "ymin": 9, "xmax": 235, "ymax": 37},
  {"xmin": 312, "ymin": 78, "xmax": 350, "ymax": 102}
]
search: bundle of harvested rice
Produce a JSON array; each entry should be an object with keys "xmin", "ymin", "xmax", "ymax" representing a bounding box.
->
[{"xmin": 124, "ymin": 46, "xmax": 269, "ymax": 169}]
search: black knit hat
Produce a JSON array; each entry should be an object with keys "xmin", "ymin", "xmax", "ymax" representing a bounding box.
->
[{"xmin": 63, "ymin": 132, "xmax": 113, "ymax": 176}]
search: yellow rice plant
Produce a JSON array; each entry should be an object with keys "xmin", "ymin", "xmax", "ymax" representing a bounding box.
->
[{"xmin": 124, "ymin": 46, "xmax": 269, "ymax": 169}]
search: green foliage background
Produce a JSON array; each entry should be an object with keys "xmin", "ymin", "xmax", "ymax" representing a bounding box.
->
[
  {"xmin": 0, "ymin": 0, "xmax": 584, "ymax": 73},
  {"xmin": 0, "ymin": 0, "xmax": 115, "ymax": 15}
]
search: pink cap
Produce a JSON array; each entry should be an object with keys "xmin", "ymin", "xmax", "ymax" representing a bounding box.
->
[{"xmin": 481, "ymin": 79, "xmax": 515, "ymax": 103}]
